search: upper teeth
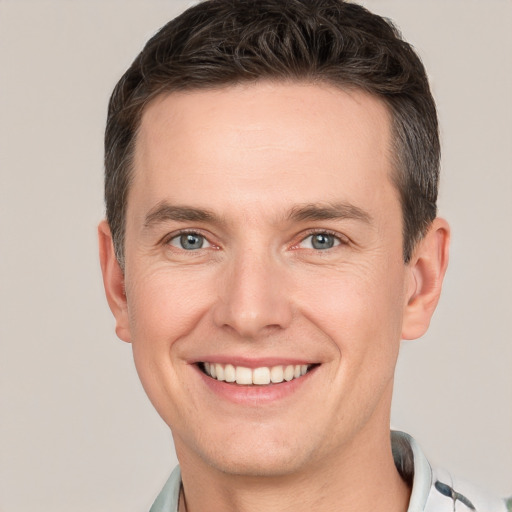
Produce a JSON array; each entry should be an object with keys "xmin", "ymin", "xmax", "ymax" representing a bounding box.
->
[{"xmin": 203, "ymin": 363, "xmax": 310, "ymax": 385}]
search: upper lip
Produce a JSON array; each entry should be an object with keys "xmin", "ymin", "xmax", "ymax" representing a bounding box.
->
[{"xmin": 190, "ymin": 356, "xmax": 317, "ymax": 368}]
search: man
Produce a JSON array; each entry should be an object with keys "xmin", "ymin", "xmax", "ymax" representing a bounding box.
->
[{"xmin": 98, "ymin": 1, "xmax": 510, "ymax": 511}]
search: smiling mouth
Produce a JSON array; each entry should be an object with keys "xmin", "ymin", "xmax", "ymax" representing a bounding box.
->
[{"xmin": 199, "ymin": 362, "xmax": 316, "ymax": 385}]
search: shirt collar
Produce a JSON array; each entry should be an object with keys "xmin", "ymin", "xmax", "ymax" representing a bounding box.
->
[{"xmin": 392, "ymin": 430, "xmax": 433, "ymax": 512}]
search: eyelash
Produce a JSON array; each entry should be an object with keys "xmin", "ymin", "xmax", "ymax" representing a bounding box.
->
[
  {"xmin": 164, "ymin": 230, "xmax": 214, "ymax": 250},
  {"xmin": 293, "ymin": 229, "xmax": 349, "ymax": 250},
  {"xmin": 163, "ymin": 228, "xmax": 348, "ymax": 252}
]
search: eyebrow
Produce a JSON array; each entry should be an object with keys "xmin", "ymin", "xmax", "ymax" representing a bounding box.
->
[
  {"xmin": 286, "ymin": 202, "xmax": 372, "ymax": 224},
  {"xmin": 143, "ymin": 202, "xmax": 219, "ymax": 229},
  {"xmin": 143, "ymin": 200, "xmax": 372, "ymax": 230}
]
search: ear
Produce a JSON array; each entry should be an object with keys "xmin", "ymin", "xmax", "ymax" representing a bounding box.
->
[
  {"xmin": 98, "ymin": 220, "xmax": 131, "ymax": 343},
  {"xmin": 401, "ymin": 218, "xmax": 450, "ymax": 340}
]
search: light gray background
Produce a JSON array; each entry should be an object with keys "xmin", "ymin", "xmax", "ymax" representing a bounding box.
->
[{"xmin": 1, "ymin": 1, "xmax": 511, "ymax": 511}]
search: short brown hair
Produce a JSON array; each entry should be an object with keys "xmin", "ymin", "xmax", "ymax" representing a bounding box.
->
[{"xmin": 105, "ymin": 0, "xmax": 439, "ymax": 267}]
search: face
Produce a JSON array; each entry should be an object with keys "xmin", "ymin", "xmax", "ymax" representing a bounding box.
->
[{"xmin": 106, "ymin": 82, "xmax": 420, "ymax": 477}]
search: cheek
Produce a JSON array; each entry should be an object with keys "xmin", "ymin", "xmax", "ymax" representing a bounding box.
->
[
  {"xmin": 126, "ymin": 267, "xmax": 214, "ymax": 343},
  {"xmin": 125, "ymin": 268, "xmax": 215, "ymax": 423},
  {"xmin": 296, "ymin": 261, "xmax": 406, "ymax": 364}
]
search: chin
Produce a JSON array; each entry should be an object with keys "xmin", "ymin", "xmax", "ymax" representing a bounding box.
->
[
  {"xmin": 176, "ymin": 423, "xmax": 318, "ymax": 479},
  {"xmin": 204, "ymin": 447, "xmax": 309, "ymax": 478}
]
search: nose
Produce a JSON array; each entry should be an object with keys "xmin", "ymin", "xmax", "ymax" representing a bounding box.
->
[{"xmin": 212, "ymin": 249, "xmax": 293, "ymax": 339}]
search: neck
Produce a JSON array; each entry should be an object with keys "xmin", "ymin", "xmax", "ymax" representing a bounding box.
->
[{"xmin": 177, "ymin": 428, "xmax": 411, "ymax": 512}]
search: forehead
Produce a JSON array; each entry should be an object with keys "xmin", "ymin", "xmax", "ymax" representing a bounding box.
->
[{"xmin": 131, "ymin": 82, "xmax": 396, "ymax": 222}]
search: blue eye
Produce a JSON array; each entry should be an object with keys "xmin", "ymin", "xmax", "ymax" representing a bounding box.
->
[
  {"xmin": 168, "ymin": 233, "xmax": 211, "ymax": 250},
  {"xmin": 301, "ymin": 233, "xmax": 340, "ymax": 250}
]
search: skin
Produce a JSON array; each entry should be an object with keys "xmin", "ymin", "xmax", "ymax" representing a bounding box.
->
[{"xmin": 99, "ymin": 82, "xmax": 449, "ymax": 512}]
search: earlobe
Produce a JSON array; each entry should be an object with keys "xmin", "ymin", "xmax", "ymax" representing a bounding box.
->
[
  {"xmin": 401, "ymin": 218, "xmax": 450, "ymax": 340},
  {"xmin": 98, "ymin": 220, "xmax": 132, "ymax": 343}
]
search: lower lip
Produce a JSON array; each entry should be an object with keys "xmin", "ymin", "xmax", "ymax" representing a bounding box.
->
[{"xmin": 195, "ymin": 365, "xmax": 317, "ymax": 405}]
